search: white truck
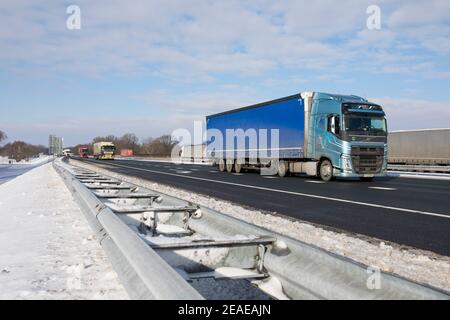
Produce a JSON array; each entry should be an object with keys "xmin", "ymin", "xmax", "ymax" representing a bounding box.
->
[{"xmin": 181, "ymin": 144, "xmax": 206, "ymax": 163}]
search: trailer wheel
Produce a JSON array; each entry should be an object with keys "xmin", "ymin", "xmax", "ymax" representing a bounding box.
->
[
  {"xmin": 226, "ymin": 160, "xmax": 234, "ymax": 173},
  {"xmin": 277, "ymin": 160, "xmax": 288, "ymax": 177},
  {"xmin": 235, "ymin": 161, "xmax": 243, "ymax": 173},
  {"xmin": 218, "ymin": 159, "xmax": 225, "ymax": 172},
  {"xmin": 319, "ymin": 159, "xmax": 333, "ymax": 182}
]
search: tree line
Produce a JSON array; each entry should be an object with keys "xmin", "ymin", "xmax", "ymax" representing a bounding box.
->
[
  {"xmin": 0, "ymin": 130, "xmax": 178, "ymax": 161},
  {"xmin": 70, "ymin": 133, "xmax": 178, "ymax": 157},
  {"xmin": 0, "ymin": 130, "xmax": 47, "ymax": 162}
]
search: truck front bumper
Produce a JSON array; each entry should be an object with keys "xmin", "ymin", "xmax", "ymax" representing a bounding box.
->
[{"xmin": 334, "ymin": 169, "xmax": 387, "ymax": 178}]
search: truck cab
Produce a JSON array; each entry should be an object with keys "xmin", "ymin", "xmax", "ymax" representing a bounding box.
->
[
  {"xmin": 93, "ymin": 142, "xmax": 116, "ymax": 160},
  {"xmin": 78, "ymin": 146, "xmax": 89, "ymax": 158},
  {"xmin": 307, "ymin": 92, "xmax": 388, "ymax": 181}
]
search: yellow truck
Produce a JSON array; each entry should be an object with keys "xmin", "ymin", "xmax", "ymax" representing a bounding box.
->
[{"xmin": 93, "ymin": 141, "xmax": 115, "ymax": 160}]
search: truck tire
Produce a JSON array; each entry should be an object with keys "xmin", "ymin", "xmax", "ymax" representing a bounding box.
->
[
  {"xmin": 235, "ymin": 161, "xmax": 243, "ymax": 173},
  {"xmin": 218, "ymin": 159, "xmax": 225, "ymax": 172},
  {"xmin": 319, "ymin": 159, "xmax": 333, "ymax": 182},
  {"xmin": 226, "ymin": 160, "xmax": 234, "ymax": 173},
  {"xmin": 277, "ymin": 160, "xmax": 288, "ymax": 177}
]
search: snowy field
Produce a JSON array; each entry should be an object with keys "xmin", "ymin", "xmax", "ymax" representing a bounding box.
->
[
  {"xmin": 72, "ymin": 159, "xmax": 450, "ymax": 292},
  {"xmin": 0, "ymin": 155, "xmax": 52, "ymax": 165},
  {"xmin": 0, "ymin": 166, "xmax": 36, "ymax": 185},
  {"xmin": 0, "ymin": 156, "xmax": 54, "ymax": 185},
  {"xmin": 0, "ymin": 163, "xmax": 127, "ymax": 299}
]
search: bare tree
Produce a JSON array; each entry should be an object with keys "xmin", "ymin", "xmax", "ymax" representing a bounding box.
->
[
  {"xmin": 118, "ymin": 133, "xmax": 140, "ymax": 153},
  {"xmin": 140, "ymin": 135, "xmax": 178, "ymax": 157},
  {"xmin": 0, "ymin": 141, "xmax": 46, "ymax": 162},
  {"xmin": 0, "ymin": 130, "xmax": 6, "ymax": 143}
]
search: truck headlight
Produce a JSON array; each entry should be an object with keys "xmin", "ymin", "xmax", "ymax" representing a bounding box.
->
[{"xmin": 341, "ymin": 155, "xmax": 353, "ymax": 171}]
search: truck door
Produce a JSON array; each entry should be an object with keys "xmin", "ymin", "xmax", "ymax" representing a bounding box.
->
[{"xmin": 313, "ymin": 115, "xmax": 327, "ymax": 158}]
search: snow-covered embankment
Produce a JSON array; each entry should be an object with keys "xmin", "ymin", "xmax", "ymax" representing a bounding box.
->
[{"xmin": 0, "ymin": 163, "xmax": 128, "ymax": 299}]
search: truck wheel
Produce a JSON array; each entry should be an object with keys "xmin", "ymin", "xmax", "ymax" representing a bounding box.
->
[
  {"xmin": 319, "ymin": 159, "xmax": 333, "ymax": 182},
  {"xmin": 226, "ymin": 160, "xmax": 234, "ymax": 173},
  {"xmin": 277, "ymin": 160, "xmax": 288, "ymax": 177},
  {"xmin": 218, "ymin": 159, "xmax": 225, "ymax": 172},
  {"xmin": 235, "ymin": 161, "xmax": 243, "ymax": 173}
]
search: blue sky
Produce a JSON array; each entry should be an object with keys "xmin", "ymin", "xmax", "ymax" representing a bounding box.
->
[{"xmin": 0, "ymin": 0, "xmax": 449, "ymax": 146}]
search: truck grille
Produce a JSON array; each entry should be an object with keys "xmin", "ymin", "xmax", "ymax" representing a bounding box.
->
[{"xmin": 351, "ymin": 147, "xmax": 384, "ymax": 174}]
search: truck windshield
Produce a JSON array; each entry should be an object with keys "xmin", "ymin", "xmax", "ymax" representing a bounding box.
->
[
  {"xmin": 102, "ymin": 146, "xmax": 115, "ymax": 152},
  {"xmin": 344, "ymin": 116, "xmax": 386, "ymax": 134},
  {"xmin": 342, "ymin": 115, "xmax": 387, "ymax": 141}
]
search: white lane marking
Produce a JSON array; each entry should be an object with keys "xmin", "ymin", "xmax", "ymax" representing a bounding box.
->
[
  {"xmin": 369, "ymin": 187, "xmax": 397, "ymax": 191},
  {"xmin": 388, "ymin": 172, "xmax": 450, "ymax": 181},
  {"xmin": 232, "ymin": 173, "xmax": 244, "ymax": 176},
  {"xmin": 97, "ymin": 161, "xmax": 450, "ymax": 219},
  {"xmin": 209, "ymin": 170, "xmax": 218, "ymax": 173},
  {"xmin": 306, "ymin": 180, "xmax": 325, "ymax": 184},
  {"xmin": 262, "ymin": 176, "xmax": 278, "ymax": 179},
  {"xmin": 176, "ymin": 171, "xmax": 191, "ymax": 174}
]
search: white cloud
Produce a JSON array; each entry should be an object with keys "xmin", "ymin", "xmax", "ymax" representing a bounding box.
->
[
  {"xmin": 371, "ymin": 97, "xmax": 450, "ymax": 130},
  {"xmin": 0, "ymin": 114, "xmax": 201, "ymax": 146},
  {"xmin": 0, "ymin": 0, "xmax": 447, "ymax": 79},
  {"xmin": 387, "ymin": 0, "xmax": 450, "ymax": 28},
  {"xmin": 132, "ymin": 87, "xmax": 260, "ymax": 116}
]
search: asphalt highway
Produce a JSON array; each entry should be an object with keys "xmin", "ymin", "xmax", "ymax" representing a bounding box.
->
[{"xmin": 76, "ymin": 157, "xmax": 450, "ymax": 256}]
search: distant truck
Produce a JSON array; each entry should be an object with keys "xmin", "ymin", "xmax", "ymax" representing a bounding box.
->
[
  {"xmin": 78, "ymin": 146, "xmax": 89, "ymax": 158},
  {"xmin": 93, "ymin": 142, "xmax": 115, "ymax": 160},
  {"xmin": 181, "ymin": 144, "xmax": 206, "ymax": 162},
  {"xmin": 62, "ymin": 149, "xmax": 72, "ymax": 157},
  {"xmin": 120, "ymin": 149, "xmax": 134, "ymax": 157},
  {"xmin": 388, "ymin": 129, "xmax": 450, "ymax": 165},
  {"xmin": 206, "ymin": 92, "xmax": 388, "ymax": 181}
]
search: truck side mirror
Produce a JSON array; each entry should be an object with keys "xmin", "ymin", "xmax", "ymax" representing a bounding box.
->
[
  {"xmin": 328, "ymin": 116, "xmax": 335, "ymax": 133},
  {"xmin": 328, "ymin": 115, "xmax": 340, "ymax": 135}
]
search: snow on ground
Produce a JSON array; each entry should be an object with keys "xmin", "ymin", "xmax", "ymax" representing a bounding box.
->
[
  {"xmin": 0, "ymin": 162, "xmax": 128, "ymax": 299},
  {"xmin": 0, "ymin": 155, "xmax": 52, "ymax": 165},
  {"xmin": 0, "ymin": 165, "xmax": 35, "ymax": 185},
  {"xmin": 0, "ymin": 157, "xmax": 53, "ymax": 185},
  {"xmin": 72, "ymin": 160, "xmax": 450, "ymax": 292}
]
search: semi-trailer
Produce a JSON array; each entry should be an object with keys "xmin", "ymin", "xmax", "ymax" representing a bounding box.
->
[
  {"xmin": 181, "ymin": 144, "xmax": 206, "ymax": 162},
  {"xmin": 206, "ymin": 92, "xmax": 388, "ymax": 181},
  {"xmin": 78, "ymin": 146, "xmax": 89, "ymax": 158},
  {"xmin": 93, "ymin": 141, "xmax": 115, "ymax": 160},
  {"xmin": 120, "ymin": 149, "xmax": 134, "ymax": 157},
  {"xmin": 388, "ymin": 128, "xmax": 450, "ymax": 165}
]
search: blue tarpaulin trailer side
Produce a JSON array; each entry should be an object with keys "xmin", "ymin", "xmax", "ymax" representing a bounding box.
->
[{"xmin": 206, "ymin": 94, "xmax": 306, "ymax": 160}]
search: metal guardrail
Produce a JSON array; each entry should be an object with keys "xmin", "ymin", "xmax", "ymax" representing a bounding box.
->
[
  {"xmin": 55, "ymin": 159, "xmax": 450, "ymax": 300},
  {"xmin": 54, "ymin": 161, "xmax": 203, "ymax": 300},
  {"xmin": 388, "ymin": 164, "xmax": 450, "ymax": 173}
]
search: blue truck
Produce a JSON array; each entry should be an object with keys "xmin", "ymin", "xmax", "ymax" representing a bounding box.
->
[{"xmin": 206, "ymin": 92, "xmax": 388, "ymax": 181}]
